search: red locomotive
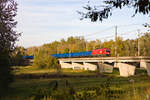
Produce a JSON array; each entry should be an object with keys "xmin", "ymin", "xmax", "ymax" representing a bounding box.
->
[{"xmin": 92, "ymin": 48, "xmax": 110, "ymax": 56}]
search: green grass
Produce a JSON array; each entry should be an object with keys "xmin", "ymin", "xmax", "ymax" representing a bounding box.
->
[
  {"xmin": 4, "ymin": 66, "xmax": 150, "ymax": 100},
  {"xmin": 7, "ymin": 75, "xmax": 150, "ymax": 98},
  {"xmin": 12, "ymin": 66, "xmax": 57, "ymax": 75},
  {"xmin": 12, "ymin": 66, "xmax": 98, "ymax": 77}
]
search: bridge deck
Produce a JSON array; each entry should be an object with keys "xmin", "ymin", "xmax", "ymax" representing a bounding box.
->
[{"xmin": 59, "ymin": 56, "xmax": 150, "ymax": 63}]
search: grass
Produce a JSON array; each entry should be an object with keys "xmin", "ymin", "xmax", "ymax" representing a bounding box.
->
[
  {"xmin": 6, "ymin": 76, "xmax": 150, "ymax": 100},
  {"xmin": 12, "ymin": 66, "xmax": 98, "ymax": 77},
  {"xmin": 12, "ymin": 66, "xmax": 57, "ymax": 75},
  {"xmin": 3, "ymin": 66, "xmax": 150, "ymax": 100}
]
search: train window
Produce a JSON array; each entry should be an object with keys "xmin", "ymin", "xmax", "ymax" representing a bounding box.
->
[{"xmin": 106, "ymin": 50, "xmax": 110, "ymax": 52}]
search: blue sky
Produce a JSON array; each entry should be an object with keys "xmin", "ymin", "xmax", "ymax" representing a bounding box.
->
[{"xmin": 16, "ymin": 0, "xmax": 150, "ymax": 48}]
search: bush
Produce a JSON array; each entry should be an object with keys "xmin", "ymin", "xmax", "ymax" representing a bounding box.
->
[
  {"xmin": 11, "ymin": 47, "xmax": 25, "ymax": 66},
  {"xmin": 33, "ymin": 50, "xmax": 59, "ymax": 69},
  {"xmin": 0, "ymin": 51, "xmax": 13, "ymax": 97}
]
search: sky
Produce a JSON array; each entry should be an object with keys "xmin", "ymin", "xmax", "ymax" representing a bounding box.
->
[{"xmin": 16, "ymin": 0, "xmax": 150, "ymax": 48}]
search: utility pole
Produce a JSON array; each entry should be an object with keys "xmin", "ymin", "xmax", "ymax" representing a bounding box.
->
[
  {"xmin": 56, "ymin": 47, "xmax": 58, "ymax": 54},
  {"xmin": 86, "ymin": 41, "xmax": 88, "ymax": 51},
  {"xmin": 115, "ymin": 26, "xmax": 118, "ymax": 58},
  {"xmin": 137, "ymin": 29, "xmax": 140, "ymax": 56},
  {"xmin": 69, "ymin": 44, "xmax": 71, "ymax": 58},
  {"xmin": 115, "ymin": 25, "xmax": 118, "ymax": 68}
]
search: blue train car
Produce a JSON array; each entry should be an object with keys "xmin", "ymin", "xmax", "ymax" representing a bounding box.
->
[
  {"xmin": 23, "ymin": 56, "xmax": 34, "ymax": 59},
  {"xmin": 51, "ymin": 51, "xmax": 92, "ymax": 58},
  {"xmin": 23, "ymin": 51, "xmax": 92, "ymax": 59}
]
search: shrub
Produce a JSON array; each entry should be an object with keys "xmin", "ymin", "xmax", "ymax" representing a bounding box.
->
[
  {"xmin": 0, "ymin": 52, "xmax": 13, "ymax": 96},
  {"xmin": 33, "ymin": 50, "xmax": 59, "ymax": 69},
  {"xmin": 11, "ymin": 47, "xmax": 25, "ymax": 66}
]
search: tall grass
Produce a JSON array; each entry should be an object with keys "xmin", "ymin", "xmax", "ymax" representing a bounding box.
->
[
  {"xmin": 3, "ymin": 66, "xmax": 150, "ymax": 100},
  {"xmin": 2, "ymin": 77, "xmax": 150, "ymax": 100}
]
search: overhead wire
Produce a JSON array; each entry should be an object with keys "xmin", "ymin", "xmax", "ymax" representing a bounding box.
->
[
  {"xmin": 86, "ymin": 34, "xmax": 114, "ymax": 40},
  {"xmin": 83, "ymin": 26, "xmax": 114, "ymax": 37},
  {"xmin": 74, "ymin": 23, "xmax": 148, "ymax": 42},
  {"xmin": 117, "ymin": 23, "xmax": 143, "ymax": 28},
  {"xmin": 118, "ymin": 28, "xmax": 148, "ymax": 36}
]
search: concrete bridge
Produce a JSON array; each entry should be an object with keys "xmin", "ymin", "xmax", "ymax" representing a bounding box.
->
[{"xmin": 58, "ymin": 56, "xmax": 150, "ymax": 77}]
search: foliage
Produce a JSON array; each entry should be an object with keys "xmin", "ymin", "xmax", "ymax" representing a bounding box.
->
[
  {"xmin": 0, "ymin": 0, "xmax": 19, "ymax": 96},
  {"xmin": 26, "ymin": 33, "xmax": 150, "ymax": 59},
  {"xmin": 26, "ymin": 46, "xmax": 38, "ymax": 56},
  {"xmin": 78, "ymin": 0, "xmax": 150, "ymax": 22},
  {"xmin": 0, "ymin": 52, "xmax": 13, "ymax": 96},
  {"xmin": 11, "ymin": 46, "xmax": 26, "ymax": 66},
  {"xmin": 2, "ymin": 76, "xmax": 150, "ymax": 100},
  {"xmin": 139, "ymin": 32, "xmax": 150, "ymax": 56},
  {"xmin": 33, "ymin": 50, "xmax": 59, "ymax": 69},
  {"xmin": 0, "ymin": 0, "xmax": 19, "ymax": 51}
]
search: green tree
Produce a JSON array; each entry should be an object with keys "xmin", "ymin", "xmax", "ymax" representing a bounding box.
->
[
  {"xmin": 116, "ymin": 37, "xmax": 124, "ymax": 56},
  {"xmin": 0, "ymin": 0, "xmax": 19, "ymax": 96},
  {"xmin": 139, "ymin": 33, "xmax": 150, "ymax": 56},
  {"xmin": 26, "ymin": 46, "xmax": 38, "ymax": 56},
  {"xmin": 27, "ymin": 34, "xmax": 150, "ymax": 58},
  {"xmin": 33, "ymin": 50, "xmax": 59, "ymax": 69},
  {"xmin": 102, "ymin": 40, "xmax": 115, "ymax": 56},
  {"xmin": 11, "ymin": 46, "xmax": 25, "ymax": 66}
]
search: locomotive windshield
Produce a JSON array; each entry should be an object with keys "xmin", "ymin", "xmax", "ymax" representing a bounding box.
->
[{"xmin": 106, "ymin": 50, "xmax": 110, "ymax": 52}]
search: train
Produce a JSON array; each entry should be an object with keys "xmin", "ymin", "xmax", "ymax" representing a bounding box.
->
[
  {"xmin": 23, "ymin": 48, "xmax": 110, "ymax": 59},
  {"xmin": 52, "ymin": 48, "xmax": 110, "ymax": 58}
]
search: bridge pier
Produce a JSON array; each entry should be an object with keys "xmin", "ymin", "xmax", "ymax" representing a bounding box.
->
[
  {"xmin": 72, "ymin": 62, "xmax": 84, "ymax": 70},
  {"xmin": 84, "ymin": 62, "xmax": 97, "ymax": 71},
  {"xmin": 118, "ymin": 63, "xmax": 136, "ymax": 77},
  {"xmin": 59, "ymin": 61, "xmax": 72, "ymax": 69},
  {"xmin": 140, "ymin": 60, "xmax": 148, "ymax": 69},
  {"xmin": 114, "ymin": 62, "xmax": 119, "ymax": 68},
  {"xmin": 140, "ymin": 60, "xmax": 150, "ymax": 76},
  {"xmin": 98, "ymin": 63, "xmax": 113, "ymax": 73},
  {"xmin": 145, "ymin": 63, "xmax": 150, "ymax": 76}
]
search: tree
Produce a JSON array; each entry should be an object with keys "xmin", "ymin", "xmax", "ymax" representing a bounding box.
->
[
  {"xmin": 139, "ymin": 32, "xmax": 150, "ymax": 56},
  {"xmin": 0, "ymin": 0, "xmax": 19, "ymax": 96},
  {"xmin": 33, "ymin": 49, "xmax": 59, "ymax": 69},
  {"xmin": 11, "ymin": 46, "xmax": 25, "ymax": 66},
  {"xmin": 79, "ymin": 0, "xmax": 150, "ymax": 22},
  {"xmin": 26, "ymin": 46, "xmax": 38, "ymax": 56}
]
